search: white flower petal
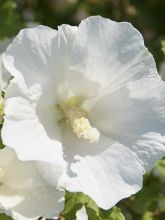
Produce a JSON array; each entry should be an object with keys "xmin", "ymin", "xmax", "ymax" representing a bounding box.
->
[
  {"xmin": 0, "ymin": 57, "xmax": 12, "ymax": 90},
  {"xmin": 0, "ymin": 147, "xmax": 15, "ymax": 166},
  {"xmin": 2, "ymin": 155, "xmax": 43, "ymax": 190},
  {"xmin": 3, "ymin": 25, "xmax": 76, "ymax": 105},
  {"xmin": 35, "ymin": 161, "xmax": 64, "ymax": 188},
  {"xmin": 3, "ymin": 26, "xmax": 57, "ymax": 88},
  {"xmin": 44, "ymin": 16, "xmax": 159, "ymax": 100},
  {"xmin": 58, "ymin": 24, "xmax": 102, "ymax": 99},
  {"xmin": 76, "ymin": 206, "xmax": 88, "ymax": 220},
  {"xmin": 2, "ymin": 81, "xmax": 65, "ymax": 166},
  {"xmin": 0, "ymin": 38, "xmax": 12, "ymax": 91},
  {"xmin": 67, "ymin": 16, "xmax": 159, "ymax": 97},
  {"xmin": 42, "ymin": 128, "xmax": 143, "ymax": 209},
  {"xmin": 0, "ymin": 147, "xmax": 64, "ymax": 219},
  {"xmin": 0, "ymin": 186, "xmax": 64, "ymax": 220},
  {"xmin": 89, "ymin": 78, "xmax": 165, "ymax": 172}
]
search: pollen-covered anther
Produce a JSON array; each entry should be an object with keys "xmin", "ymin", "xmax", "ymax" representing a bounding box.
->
[{"xmin": 72, "ymin": 117, "xmax": 100, "ymax": 143}]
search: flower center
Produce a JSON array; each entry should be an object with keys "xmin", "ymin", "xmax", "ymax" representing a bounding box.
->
[{"xmin": 57, "ymin": 96, "xmax": 100, "ymax": 143}]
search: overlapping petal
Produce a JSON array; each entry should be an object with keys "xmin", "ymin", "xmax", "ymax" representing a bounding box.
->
[
  {"xmin": 2, "ymin": 80, "xmax": 64, "ymax": 166},
  {"xmin": 40, "ymin": 127, "xmax": 144, "ymax": 209},
  {"xmin": 88, "ymin": 78, "xmax": 165, "ymax": 171},
  {"xmin": 0, "ymin": 147, "xmax": 64, "ymax": 219},
  {"xmin": 67, "ymin": 16, "xmax": 159, "ymax": 98}
]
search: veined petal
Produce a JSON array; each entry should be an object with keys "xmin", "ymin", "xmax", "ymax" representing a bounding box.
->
[
  {"xmin": 89, "ymin": 78, "xmax": 165, "ymax": 172},
  {"xmin": 3, "ymin": 26, "xmax": 57, "ymax": 88},
  {"xmin": 3, "ymin": 26, "xmax": 60, "ymax": 109},
  {"xmin": 3, "ymin": 25, "xmax": 77, "ymax": 105},
  {"xmin": 68, "ymin": 16, "xmax": 159, "ymax": 98},
  {"xmin": 43, "ymin": 127, "xmax": 144, "ymax": 209}
]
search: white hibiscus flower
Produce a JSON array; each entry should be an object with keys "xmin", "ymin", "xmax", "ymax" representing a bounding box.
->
[
  {"xmin": 2, "ymin": 16, "xmax": 165, "ymax": 209},
  {"xmin": 0, "ymin": 147, "xmax": 64, "ymax": 220}
]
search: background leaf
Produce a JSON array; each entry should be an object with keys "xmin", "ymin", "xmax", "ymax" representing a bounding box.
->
[
  {"xmin": 0, "ymin": 214, "xmax": 12, "ymax": 220},
  {"xmin": 62, "ymin": 191, "xmax": 125, "ymax": 220}
]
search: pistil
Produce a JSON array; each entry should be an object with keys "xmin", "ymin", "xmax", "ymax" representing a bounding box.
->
[{"xmin": 57, "ymin": 96, "xmax": 100, "ymax": 143}]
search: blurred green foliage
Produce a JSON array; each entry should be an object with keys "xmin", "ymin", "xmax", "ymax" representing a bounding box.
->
[
  {"xmin": 63, "ymin": 191, "xmax": 125, "ymax": 220},
  {"xmin": 0, "ymin": 214, "xmax": 12, "ymax": 220},
  {"xmin": 162, "ymin": 40, "xmax": 165, "ymax": 56},
  {"xmin": 0, "ymin": 0, "xmax": 165, "ymax": 220},
  {"xmin": 0, "ymin": 0, "xmax": 24, "ymax": 39}
]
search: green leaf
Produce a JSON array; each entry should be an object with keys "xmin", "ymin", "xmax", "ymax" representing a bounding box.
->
[
  {"xmin": 0, "ymin": 214, "xmax": 12, "ymax": 220},
  {"xmin": 62, "ymin": 191, "xmax": 125, "ymax": 220},
  {"xmin": 131, "ymin": 182, "xmax": 163, "ymax": 214},
  {"xmin": 100, "ymin": 206, "xmax": 125, "ymax": 220},
  {"xmin": 62, "ymin": 191, "xmax": 100, "ymax": 220},
  {"xmin": 62, "ymin": 192, "xmax": 83, "ymax": 220},
  {"xmin": 0, "ymin": 0, "xmax": 24, "ymax": 39}
]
